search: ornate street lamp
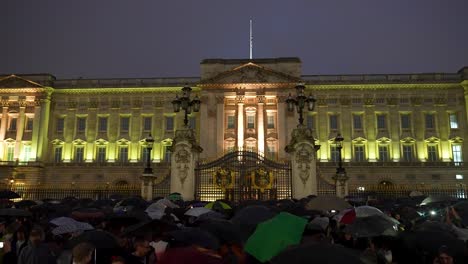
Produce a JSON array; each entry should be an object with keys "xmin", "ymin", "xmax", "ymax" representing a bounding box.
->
[
  {"xmin": 143, "ymin": 134, "xmax": 154, "ymax": 174},
  {"xmin": 172, "ymin": 86, "xmax": 201, "ymax": 127},
  {"xmin": 286, "ymin": 85, "xmax": 316, "ymax": 127},
  {"xmin": 333, "ymin": 133, "xmax": 348, "ymax": 197}
]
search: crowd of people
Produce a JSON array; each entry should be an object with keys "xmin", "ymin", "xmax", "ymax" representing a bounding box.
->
[{"xmin": 0, "ymin": 192, "xmax": 467, "ymax": 264}]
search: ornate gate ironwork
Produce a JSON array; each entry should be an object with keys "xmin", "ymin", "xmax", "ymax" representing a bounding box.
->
[{"xmin": 195, "ymin": 151, "xmax": 291, "ymax": 201}]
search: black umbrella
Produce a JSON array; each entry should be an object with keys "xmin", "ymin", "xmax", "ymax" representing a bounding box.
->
[
  {"xmin": 345, "ymin": 214, "xmax": 399, "ymax": 238},
  {"xmin": 231, "ymin": 205, "xmax": 277, "ymax": 242},
  {"xmin": 198, "ymin": 219, "xmax": 242, "ymax": 244},
  {"xmin": 0, "ymin": 208, "xmax": 32, "ymax": 217},
  {"xmin": 453, "ymin": 201, "xmax": 468, "ymax": 226},
  {"xmin": 14, "ymin": 200, "xmax": 37, "ymax": 208},
  {"xmin": 0, "ymin": 190, "xmax": 20, "ymax": 199},
  {"xmin": 399, "ymin": 230, "xmax": 466, "ymax": 263},
  {"xmin": 420, "ymin": 195, "xmax": 458, "ymax": 206},
  {"xmin": 414, "ymin": 221, "xmax": 458, "ymax": 236},
  {"xmin": 271, "ymin": 242, "xmax": 363, "ymax": 264},
  {"xmin": 123, "ymin": 219, "xmax": 178, "ymax": 237},
  {"xmin": 66, "ymin": 230, "xmax": 119, "ymax": 249},
  {"xmin": 168, "ymin": 228, "xmax": 220, "ymax": 250}
]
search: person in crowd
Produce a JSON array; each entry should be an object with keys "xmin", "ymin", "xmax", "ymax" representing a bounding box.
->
[
  {"xmin": 125, "ymin": 237, "xmax": 153, "ymax": 264},
  {"xmin": 111, "ymin": 256, "xmax": 126, "ymax": 264},
  {"xmin": 433, "ymin": 245, "xmax": 454, "ymax": 264},
  {"xmin": 71, "ymin": 243, "xmax": 95, "ymax": 264},
  {"xmin": 18, "ymin": 227, "xmax": 56, "ymax": 264}
]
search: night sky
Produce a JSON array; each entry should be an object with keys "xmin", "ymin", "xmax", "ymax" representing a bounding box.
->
[{"xmin": 1, "ymin": 0, "xmax": 467, "ymax": 79}]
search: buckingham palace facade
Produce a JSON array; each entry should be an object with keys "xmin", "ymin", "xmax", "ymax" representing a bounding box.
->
[{"xmin": 0, "ymin": 57, "xmax": 467, "ymax": 196}]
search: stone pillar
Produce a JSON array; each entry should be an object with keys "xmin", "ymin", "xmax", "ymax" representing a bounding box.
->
[
  {"xmin": 37, "ymin": 95, "xmax": 51, "ymax": 161},
  {"xmin": 236, "ymin": 96, "xmax": 244, "ymax": 149},
  {"xmin": 277, "ymin": 96, "xmax": 288, "ymax": 159},
  {"xmin": 170, "ymin": 128, "xmax": 203, "ymax": 201},
  {"xmin": 257, "ymin": 96, "xmax": 265, "ymax": 154},
  {"xmin": 334, "ymin": 176, "xmax": 349, "ymax": 198},
  {"xmin": 14, "ymin": 102, "xmax": 26, "ymax": 160},
  {"xmin": 0, "ymin": 103, "xmax": 9, "ymax": 140},
  {"xmin": 140, "ymin": 174, "xmax": 156, "ymax": 201},
  {"xmin": 285, "ymin": 127, "xmax": 320, "ymax": 199}
]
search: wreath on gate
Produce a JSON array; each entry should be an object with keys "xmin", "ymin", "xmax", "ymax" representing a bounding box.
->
[
  {"xmin": 251, "ymin": 167, "xmax": 274, "ymax": 193},
  {"xmin": 213, "ymin": 168, "xmax": 235, "ymax": 191}
]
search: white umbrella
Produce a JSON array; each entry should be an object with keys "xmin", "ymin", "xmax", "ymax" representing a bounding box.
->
[
  {"xmin": 52, "ymin": 221, "xmax": 94, "ymax": 235},
  {"xmin": 184, "ymin": 207, "xmax": 212, "ymax": 217},
  {"xmin": 354, "ymin": 206, "xmax": 383, "ymax": 217},
  {"xmin": 50, "ymin": 217, "xmax": 79, "ymax": 226},
  {"xmin": 146, "ymin": 198, "xmax": 179, "ymax": 213}
]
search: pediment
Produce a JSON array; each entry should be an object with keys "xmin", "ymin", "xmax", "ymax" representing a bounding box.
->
[
  {"xmin": 0, "ymin": 75, "xmax": 45, "ymax": 88},
  {"xmin": 199, "ymin": 62, "xmax": 302, "ymax": 85}
]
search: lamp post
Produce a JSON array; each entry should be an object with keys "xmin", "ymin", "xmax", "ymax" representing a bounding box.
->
[
  {"xmin": 333, "ymin": 133, "xmax": 349, "ymax": 197},
  {"xmin": 172, "ymin": 86, "xmax": 201, "ymax": 127},
  {"xmin": 286, "ymin": 85, "xmax": 316, "ymax": 127},
  {"xmin": 143, "ymin": 134, "xmax": 154, "ymax": 175}
]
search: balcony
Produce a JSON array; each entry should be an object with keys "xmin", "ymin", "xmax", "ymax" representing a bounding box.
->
[{"xmin": 318, "ymin": 161, "xmax": 465, "ymax": 168}]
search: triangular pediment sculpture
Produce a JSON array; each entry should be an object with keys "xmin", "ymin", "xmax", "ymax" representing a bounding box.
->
[
  {"xmin": 199, "ymin": 62, "xmax": 302, "ymax": 85},
  {"xmin": 0, "ymin": 75, "xmax": 45, "ymax": 88}
]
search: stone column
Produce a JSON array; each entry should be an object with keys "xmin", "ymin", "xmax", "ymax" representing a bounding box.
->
[
  {"xmin": 236, "ymin": 96, "xmax": 244, "ymax": 149},
  {"xmin": 277, "ymin": 96, "xmax": 288, "ymax": 159},
  {"xmin": 333, "ymin": 176, "xmax": 349, "ymax": 198},
  {"xmin": 216, "ymin": 95, "xmax": 225, "ymax": 154},
  {"xmin": 14, "ymin": 101, "xmax": 26, "ymax": 160},
  {"xmin": 140, "ymin": 174, "xmax": 156, "ymax": 201},
  {"xmin": 37, "ymin": 95, "xmax": 51, "ymax": 161},
  {"xmin": 30, "ymin": 100, "xmax": 41, "ymax": 161},
  {"xmin": 257, "ymin": 96, "xmax": 265, "ymax": 154},
  {"xmin": 0, "ymin": 102, "xmax": 9, "ymax": 140},
  {"xmin": 285, "ymin": 127, "xmax": 320, "ymax": 199},
  {"xmin": 170, "ymin": 128, "xmax": 203, "ymax": 201}
]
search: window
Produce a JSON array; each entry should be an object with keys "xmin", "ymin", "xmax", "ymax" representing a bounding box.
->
[
  {"xmin": 225, "ymin": 140, "xmax": 235, "ymax": 153},
  {"xmin": 354, "ymin": 145, "xmax": 365, "ymax": 162},
  {"xmin": 427, "ymin": 145, "xmax": 438, "ymax": 162},
  {"xmin": 189, "ymin": 117, "xmax": 196, "ymax": 129},
  {"xmin": 353, "ymin": 114, "xmax": 362, "ymax": 130},
  {"xmin": 143, "ymin": 117, "xmax": 152, "ymax": 132},
  {"xmin": 425, "ymin": 113, "xmax": 435, "ymax": 129},
  {"xmin": 119, "ymin": 146, "xmax": 128, "ymax": 163},
  {"xmin": 54, "ymin": 146, "xmax": 62, "ymax": 163},
  {"xmin": 164, "ymin": 145, "xmax": 171, "ymax": 162},
  {"xmin": 245, "ymin": 140, "xmax": 256, "ymax": 152},
  {"xmin": 56, "ymin": 118, "xmax": 65, "ymax": 133},
  {"xmin": 449, "ymin": 113, "xmax": 458, "ymax": 129},
  {"xmin": 247, "ymin": 115, "xmax": 255, "ymax": 129},
  {"xmin": 26, "ymin": 118, "xmax": 33, "ymax": 131},
  {"xmin": 75, "ymin": 146, "xmax": 84, "ymax": 163},
  {"xmin": 267, "ymin": 114, "xmax": 275, "ymax": 129},
  {"xmin": 266, "ymin": 142, "xmax": 277, "ymax": 160},
  {"xmin": 306, "ymin": 115, "xmax": 315, "ymax": 130},
  {"xmin": 378, "ymin": 145, "xmax": 389, "ymax": 162},
  {"xmin": 97, "ymin": 147, "xmax": 106, "ymax": 163},
  {"xmin": 77, "ymin": 117, "xmax": 86, "ymax": 132},
  {"xmin": 22, "ymin": 145, "xmax": 31, "ymax": 162},
  {"xmin": 456, "ymin": 174, "xmax": 464, "ymax": 180},
  {"xmin": 120, "ymin": 117, "xmax": 130, "ymax": 132},
  {"xmin": 452, "ymin": 145, "xmax": 463, "ymax": 165},
  {"xmin": 401, "ymin": 114, "xmax": 411, "ymax": 130},
  {"xmin": 98, "ymin": 117, "xmax": 108, "ymax": 132},
  {"xmin": 329, "ymin": 114, "xmax": 338, "ymax": 130},
  {"xmin": 7, "ymin": 145, "xmax": 14, "ymax": 161},
  {"xmin": 402, "ymin": 145, "xmax": 413, "ymax": 162},
  {"xmin": 227, "ymin": 115, "xmax": 235, "ymax": 129},
  {"xmin": 377, "ymin": 114, "xmax": 386, "ymax": 129},
  {"xmin": 9, "ymin": 118, "xmax": 17, "ymax": 131},
  {"xmin": 165, "ymin": 116, "xmax": 174, "ymax": 131},
  {"xmin": 330, "ymin": 145, "xmax": 340, "ymax": 162}
]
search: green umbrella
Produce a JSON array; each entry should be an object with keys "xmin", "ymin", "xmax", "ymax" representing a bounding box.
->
[
  {"xmin": 204, "ymin": 201, "xmax": 231, "ymax": 210},
  {"xmin": 244, "ymin": 212, "xmax": 307, "ymax": 263}
]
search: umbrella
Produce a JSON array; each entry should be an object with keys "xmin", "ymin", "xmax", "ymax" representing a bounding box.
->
[
  {"xmin": 14, "ymin": 200, "xmax": 37, "ymax": 208},
  {"xmin": 52, "ymin": 221, "xmax": 94, "ymax": 235},
  {"xmin": 146, "ymin": 198, "xmax": 179, "ymax": 212},
  {"xmin": 420, "ymin": 195, "xmax": 458, "ymax": 206},
  {"xmin": 0, "ymin": 208, "xmax": 32, "ymax": 217},
  {"xmin": 231, "ymin": 205, "xmax": 277, "ymax": 242},
  {"xmin": 168, "ymin": 228, "xmax": 220, "ymax": 250},
  {"xmin": 106, "ymin": 212, "xmax": 149, "ymax": 226},
  {"xmin": 199, "ymin": 219, "xmax": 242, "ymax": 244},
  {"xmin": 244, "ymin": 212, "xmax": 307, "ymax": 262},
  {"xmin": 305, "ymin": 196, "xmax": 352, "ymax": 212},
  {"xmin": 185, "ymin": 207, "xmax": 212, "ymax": 217},
  {"xmin": 271, "ymin": 242, "xmax": 364, "ymax": 264},
  {"xmin": 122, "ymin": 219, "xmax": 178, "ymax": 237},
  {"xmin": 197, "ymin": 211, "xmax": 227, "ymax": 221},
  {"xmin": 204, "ymin": 201, "xmax": 232, "ymax": 210},
  {"xmin": 0, "ymin": 190, "xmax": 20, "ymax": 199},
  {"xmin": 409, "ymin": 190, "xmax": 425, "ymax": 197},
  {"xmin": 167, "ymin": 192, "xmax": 183, "ymax": 202},
  {"xmin": 116, "ymin": 197, "xmax": 147, "ymax": 208},
  {"xmin": 335, "ymin": 206, "xmax": 384, "ymax": 224},
  {"xmin": 399, "ymin": 230, "xmax": 466, "ymax": 263},
  {"xmin": 71, "ymin": 208, "xmax": 105, "ymax": 220},
  {"xmin": 345, "ymin": 214, "xmax": 400, "ymax": 238},
  {"xmin": 414, "ymin": 221, "xmax": 457, "ymax": 236},
  {"xmin": 453, "ymin": 201, "xmax": 468, "ymax": 226},
  {"xmin": 395, "ymin": 206, "xmax": 422, "ymax": 222},
  {"xmin": 50, "ymin": 216, "xmax": 79, "ymax": 226},
  {"xmin": 66, "ymin": 230, "xmax": 119, "ymax": 249},
  {"xmin": 158, "ymin": 246, "xmax": 224, "ymax": 264}
]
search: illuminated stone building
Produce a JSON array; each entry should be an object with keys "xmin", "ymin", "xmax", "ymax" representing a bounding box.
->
[{"xmin": 0, "ymin": 57, "xmax": 467, "ymax": 196}]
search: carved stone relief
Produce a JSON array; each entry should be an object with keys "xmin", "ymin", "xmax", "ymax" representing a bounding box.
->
[{"xmin": 295, "ymin": 145, "xmax": 313, "ymax": 185}]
